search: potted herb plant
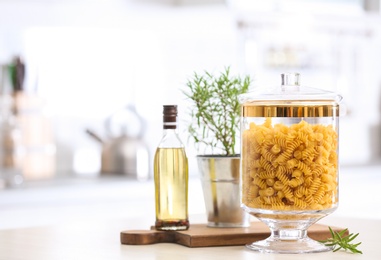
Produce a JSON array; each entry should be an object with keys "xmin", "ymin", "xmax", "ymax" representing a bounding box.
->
[
  {"xmin": 184, "ymin": 67, "xmax": 250, "ymax": 156},
  {"xmin": 183, "ymin": 67, "xmax": 251, "ymax": 227}
]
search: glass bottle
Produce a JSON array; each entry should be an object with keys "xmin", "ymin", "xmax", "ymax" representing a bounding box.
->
[{"xmin": 154, "ymin": 105, "xmax": 189, "ymax": 231}]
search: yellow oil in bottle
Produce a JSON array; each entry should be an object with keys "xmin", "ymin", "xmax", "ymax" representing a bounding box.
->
[{"xmin": 154, "ymin": 147, "xmax": 189, "ymax": 230}]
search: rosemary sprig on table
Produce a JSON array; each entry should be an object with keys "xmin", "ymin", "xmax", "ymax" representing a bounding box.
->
[{"xmin": 319, "ymin": 227, "xmax": 362, "ymax": 254}]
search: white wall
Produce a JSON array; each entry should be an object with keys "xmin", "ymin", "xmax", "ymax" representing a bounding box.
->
[
  {"xmin": 0, "ymin": 0, "xmax": 380, "ymax": 178},
  {"xmin": 0, "ymin": 0, "xmax": 240, "ymax": 176}
]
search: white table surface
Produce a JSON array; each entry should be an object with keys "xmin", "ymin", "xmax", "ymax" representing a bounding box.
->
[
  {"xmin": 0, "ymin": 216, "xmax": 378, "ymax": 259},
  {"xmin": 0, "ymin": 164, "xmax": 380, "ymax": 259}
]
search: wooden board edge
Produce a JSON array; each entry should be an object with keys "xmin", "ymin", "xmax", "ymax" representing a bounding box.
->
[{"xmin": 120, "ymin": 223, "xmax": 349, "ymax": 248}]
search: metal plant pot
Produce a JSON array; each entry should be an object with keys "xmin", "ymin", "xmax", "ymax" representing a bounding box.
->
[{"xmin": 197, "ymin": 155, "xmax": 250, "ymax": 227}]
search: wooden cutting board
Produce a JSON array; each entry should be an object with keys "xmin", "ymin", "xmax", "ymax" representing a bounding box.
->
[{"xmin": 120, "ymin": 222, "xmax": 347, "ymax": 248}]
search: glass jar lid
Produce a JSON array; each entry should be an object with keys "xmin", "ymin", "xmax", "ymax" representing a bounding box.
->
[{"xmin": 239, "ymin": 73, "xmax": 342, "ymax": 118}]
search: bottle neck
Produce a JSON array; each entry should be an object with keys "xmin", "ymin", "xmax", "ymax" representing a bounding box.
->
[
  {"xmin": 159, "ymin": 106, "xmax": 183, "ymax": 148},
  {"xmin": 159, "ymin": 123, "xmax": 183, "ymax": 148},
  {"xmin": 162, "ymin": 122, "xmax": 179, "ymax": 136},
  {"xmin": 162, "ymin": 128, "xmax": 178, "ymax": 135}
]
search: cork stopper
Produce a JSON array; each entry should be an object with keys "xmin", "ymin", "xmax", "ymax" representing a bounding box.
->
[{"xmin": 163, "ymin": 105, "xmax": 177, "ymax": 129}]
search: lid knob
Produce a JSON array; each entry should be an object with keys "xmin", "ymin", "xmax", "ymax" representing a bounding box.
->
[{"xmin": 281, "ymin": 73, "xmax": 300, "ymax": 86}]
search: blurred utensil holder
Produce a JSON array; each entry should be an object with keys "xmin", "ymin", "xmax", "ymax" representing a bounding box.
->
[
  {"xmin": 0, "ymin": 95, "xmax": 24, "ymax": 188},
  {"xmin": 13, "ymin": 92, "xmax": 56, "ymax": 181}
]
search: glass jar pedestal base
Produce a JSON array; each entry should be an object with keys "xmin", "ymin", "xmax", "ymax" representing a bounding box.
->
[
  {"xmin": 246, "ymin": 230, "xmax": 332, "ymax": 254},
  {"xmin": 244, "ymin": 207, "xmax": 336, "ymax": 254}
]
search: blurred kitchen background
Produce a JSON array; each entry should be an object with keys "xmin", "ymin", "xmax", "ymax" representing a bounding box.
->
[
  {"xmin": 1, "ymin": 0, "xmax": 381, "ymax": 228},
  {"xmin": 0, "ymin": 0, "xmax": 381, "ymax": 232}
]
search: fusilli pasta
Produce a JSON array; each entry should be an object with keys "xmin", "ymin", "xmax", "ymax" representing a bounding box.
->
[{"xmin": 242, "ymin": 118, "xmax": 338, "ymax": 211}]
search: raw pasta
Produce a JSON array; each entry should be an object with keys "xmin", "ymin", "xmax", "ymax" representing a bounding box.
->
[{"xmin": 242, "ymin": 118, "xmax": 338, "ymax": 211}]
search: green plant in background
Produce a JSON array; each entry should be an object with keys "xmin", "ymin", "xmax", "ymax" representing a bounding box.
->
[{"xmin": 183, "ymin": 67, "xmax": 251, "ymax": 156}]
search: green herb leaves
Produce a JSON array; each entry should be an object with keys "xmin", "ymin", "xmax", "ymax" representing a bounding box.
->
[
  {"xmin": 319, "ymin": 227, "xmax": 362, "ymax": 254},
  {"xmin": 183, "ymin": 67, "xmax": 251, "ymax": 155}
]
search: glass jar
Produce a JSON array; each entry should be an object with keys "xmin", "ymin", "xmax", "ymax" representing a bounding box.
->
[{"xmin": 239, "ymin": 73, "xmax": 342, "ymax": 253}]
